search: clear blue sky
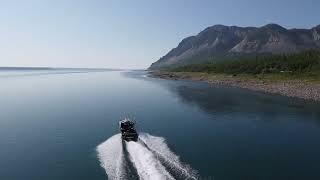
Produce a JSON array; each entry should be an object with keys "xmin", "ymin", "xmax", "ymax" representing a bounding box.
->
[{"xmin": 0, "ymin": 0, "xmax": 319, "ymax": 69}]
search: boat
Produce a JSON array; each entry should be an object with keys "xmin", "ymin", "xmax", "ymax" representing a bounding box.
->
[{"xmin": 119, "ymin": 118, "xmax": 138, "ymax": 142}]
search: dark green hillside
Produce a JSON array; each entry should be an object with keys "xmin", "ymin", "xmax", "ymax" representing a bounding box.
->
[{"xmin": 170, "ymin": 50, "xmax": 320, "ymax": 78}]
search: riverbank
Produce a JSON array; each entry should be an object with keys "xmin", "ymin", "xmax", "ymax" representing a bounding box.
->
[{"xmin": 149, "ymin": 71, "xmax": 320, "ymax": 102}]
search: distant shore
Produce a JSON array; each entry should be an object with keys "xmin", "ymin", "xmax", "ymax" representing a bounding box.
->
[
  {"xmin": 0, "ymin": 67, "xmax": 119, "ymax": 71},
  {"xmin": 149, "ymin": 71, "xmax": 320, "ymax": 102}
]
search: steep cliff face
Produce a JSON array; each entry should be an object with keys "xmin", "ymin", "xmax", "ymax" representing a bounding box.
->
[{"xmin": 149, "ymin": 24, "xmax": 320, "ymax": 69}]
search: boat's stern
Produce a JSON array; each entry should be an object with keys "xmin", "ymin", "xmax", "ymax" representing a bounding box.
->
[
  {"xmin": 119, "ymin": 119, "xmax": 138, "ymax": 142},
  {"xmin": 122, "ymin": 130, "xmax": 138, "ymax": 142}
]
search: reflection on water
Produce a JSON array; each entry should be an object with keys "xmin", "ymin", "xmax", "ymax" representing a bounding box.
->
[
  {"xmin": 171, "ymin": 84, "xmax": 320, "ymax": 122},
  {"xmin": 145, "ymin": 73, "xmax": 320, "ymax": 179}
]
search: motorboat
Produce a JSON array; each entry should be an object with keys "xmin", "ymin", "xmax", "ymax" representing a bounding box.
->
[{"xmin": 119, "ymin": 118, "xmax": 138, "ymax": 142}]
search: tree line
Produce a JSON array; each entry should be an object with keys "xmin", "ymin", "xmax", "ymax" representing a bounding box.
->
[{"xmin": 170, "ymin": 49, "xmax": 320, "ymax": 75}]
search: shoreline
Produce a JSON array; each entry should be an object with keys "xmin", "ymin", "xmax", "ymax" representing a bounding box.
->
[{"xmin": 149, "ymin": 71, "xmax": 320, "ymax": 102}]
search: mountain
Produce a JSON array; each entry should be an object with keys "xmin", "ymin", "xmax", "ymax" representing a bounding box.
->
[{"xmin": 149, "ymin": 24, "xmax": 320, "ymax": 69}]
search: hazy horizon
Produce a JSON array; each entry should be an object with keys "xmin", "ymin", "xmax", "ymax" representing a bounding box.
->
[{"xmin": 1, "ymin": 0, "xmax": 319, "ymax": 69}]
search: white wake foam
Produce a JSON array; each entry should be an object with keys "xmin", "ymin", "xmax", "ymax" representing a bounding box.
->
[
  {"xmin": 96, "ymin": 134, "xmax": 126, "ymax": 180},
  {"xmin": 97, "ymin": 133, "xmax": 198, "ymax": 180},
  {"xmin": 126, "ymin": 140, "xmax": 175, "ymax": 180},
  {"xmin": 139, "ymin": 133, "xmax": 198, "ymax": 180}
]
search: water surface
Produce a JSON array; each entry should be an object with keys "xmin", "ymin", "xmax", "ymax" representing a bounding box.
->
[{"xmin": 0, "ymin": 70, "xmax": 320, "ymax": 180}]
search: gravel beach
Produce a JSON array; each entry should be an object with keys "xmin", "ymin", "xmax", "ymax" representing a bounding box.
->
[{"xmin": 149, "ymin": 71, "xmax": 320, "ymax": 102}]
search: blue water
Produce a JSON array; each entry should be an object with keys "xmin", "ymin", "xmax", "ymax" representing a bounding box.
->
[{"xmin": 0, "ymin": 70, "xmax": 319, "ymax": 180}]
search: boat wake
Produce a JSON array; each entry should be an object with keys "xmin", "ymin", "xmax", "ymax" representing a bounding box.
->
[{"xmin": 96, "ymin": 133, "xmax": 198, "ymax": 180}]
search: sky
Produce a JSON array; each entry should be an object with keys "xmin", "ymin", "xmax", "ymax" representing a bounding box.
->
[{"xmin": 0, "ymin": 0, "xmax": 319, "ymax": 69}]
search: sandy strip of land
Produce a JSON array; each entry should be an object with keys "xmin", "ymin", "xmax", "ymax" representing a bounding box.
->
[{"xmin": 149, "ymin": 71, "xmax": 320, "ymax": 102}]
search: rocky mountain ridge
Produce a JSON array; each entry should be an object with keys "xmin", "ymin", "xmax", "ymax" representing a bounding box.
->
[{"xmin": 149, "ymin": 24, "xmax": 320, "ymax": 69}]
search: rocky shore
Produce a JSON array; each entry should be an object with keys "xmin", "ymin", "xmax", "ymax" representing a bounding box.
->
[{"xmin": 149, "ymin": 71, "xmax": 320, "ymax": 102}]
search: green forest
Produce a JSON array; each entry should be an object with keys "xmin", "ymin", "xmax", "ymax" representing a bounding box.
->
[{"xmin": 170, "ymin": 50, "xmax": 320, "ymax": 76}]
